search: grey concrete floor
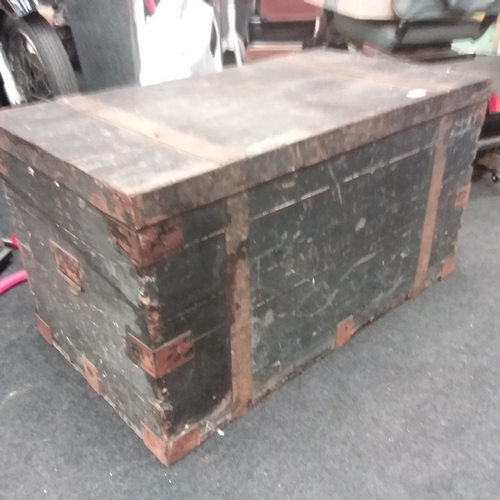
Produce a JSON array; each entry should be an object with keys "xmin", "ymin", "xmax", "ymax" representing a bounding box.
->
[{"xmin": 0, "ymin": 179, "xmax": 500, "ymax": 500}]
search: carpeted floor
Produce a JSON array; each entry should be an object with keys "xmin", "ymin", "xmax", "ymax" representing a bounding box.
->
[{"xmin": 1, "ymin": 179, "xmax": 499, "ymax": 500}]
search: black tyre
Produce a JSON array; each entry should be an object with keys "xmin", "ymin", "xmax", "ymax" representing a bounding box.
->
[{"xmin": 2, "ymin": 12, "xmax": 77, "ymax": 103}]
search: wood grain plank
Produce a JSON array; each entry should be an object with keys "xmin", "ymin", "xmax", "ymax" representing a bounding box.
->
[
  {"xmin": 280, "ymin": 56, "xmax": 454, "ymax": 93},
  {"xmin": 411, "ymin": 116, "xmax": 451, "ymax": 296},
  {"xmin": 60, "ymin": 95, "xmax": 243, "ymax": 166},
  {"xmin": 226, "ymin": 193, "xmax": 253, "ymax": 419}
]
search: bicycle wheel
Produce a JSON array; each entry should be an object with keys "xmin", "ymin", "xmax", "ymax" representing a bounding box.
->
[{"xmin": 2, "ymin": 12, "xmax": 77, "ymax": 104}]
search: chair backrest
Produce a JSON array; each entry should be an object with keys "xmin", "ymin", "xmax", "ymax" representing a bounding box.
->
[
  {"xmin": 334, "ymin": 13, "xmax": 484, "ymax": 52},
  {"xmin": 315, "ymin": 0, "xmax": 395, "ymax": 20},
  {"xmin": 394, "ymin": 0, "xmax": 500, "ymax": 20},
  {"xmin": 311, "ymin": 0, "xmax": 500, "ymax": 20}
]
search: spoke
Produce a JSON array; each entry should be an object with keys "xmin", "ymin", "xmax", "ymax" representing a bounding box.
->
[
  {"xmin": 15, "ymin": 36, "xmax": 30, "ymax": 95},
  {"xmin": 8, "ymin": 31, "xmax": 54, "ymax": 102}
]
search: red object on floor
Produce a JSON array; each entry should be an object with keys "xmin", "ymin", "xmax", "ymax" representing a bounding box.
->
[
  {"xmin": 144, "ymin": 0, "xmax": 156, "ymax": 15},
  {"xmin": 489, "ymin": 93, "xmax": 500, "ymax": 114},
  {"xmin": 0, "ymin": 270, "xmax": 28, "ymax": 295},
  {"xmin": 9, "ymin": 233, "xmax": 18, "ymax": 249},
  {"xmin": 1, "ymin": 232, "xmax": 18, "ymax": 248}
]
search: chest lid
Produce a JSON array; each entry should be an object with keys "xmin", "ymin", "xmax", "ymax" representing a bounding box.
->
[{"xmin": 0, "ymin": 49, "xmax": 489, "ymax": 229}]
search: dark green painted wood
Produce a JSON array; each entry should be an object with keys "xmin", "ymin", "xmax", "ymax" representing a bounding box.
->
[
  {"xmin": 428, "ymin": 105, "xmax": 483, "ymax": 280},
  {"xmin": 248, "ymin": 145, "xmax": 434, "ymax": 307}
]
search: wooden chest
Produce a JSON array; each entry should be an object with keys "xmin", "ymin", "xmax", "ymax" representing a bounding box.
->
[{"xmin": 0, "ymin": 50, "xmax": 487, "ymax": 466}]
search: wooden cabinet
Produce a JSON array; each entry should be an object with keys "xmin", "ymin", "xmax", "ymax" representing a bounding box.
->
[{"xmin": 259, "ymin": 0, "xmax": 321, "ymax": 21}]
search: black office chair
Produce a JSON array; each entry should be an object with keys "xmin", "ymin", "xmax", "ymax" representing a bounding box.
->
[{"xmin": 333, "ymin": 13, "xmax": 496, "ymax": 61}]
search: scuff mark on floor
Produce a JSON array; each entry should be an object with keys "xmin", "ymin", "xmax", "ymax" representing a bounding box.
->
[{"xmin": 0, "ymin": 385, "xmax": 32, "ymax": 409}]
